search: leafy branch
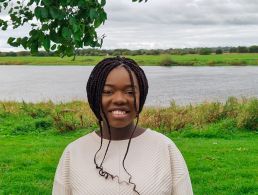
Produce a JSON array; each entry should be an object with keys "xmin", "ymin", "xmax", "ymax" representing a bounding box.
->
[{"xmin": 0, "ymin": 0, "xmax": 147, "ymax": 57}]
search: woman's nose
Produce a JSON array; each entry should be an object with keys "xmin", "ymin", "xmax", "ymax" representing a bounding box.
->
[{"xmin": 113, "ymin": 91, "xmax": 127, "ymax": 104}]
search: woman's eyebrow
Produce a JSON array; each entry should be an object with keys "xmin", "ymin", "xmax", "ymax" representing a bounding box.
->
[{"xmin": 104, "ymin": 84, "xmax": 138, "ymax": 88}]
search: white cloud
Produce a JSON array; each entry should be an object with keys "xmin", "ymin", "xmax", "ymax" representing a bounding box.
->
[{"xmin": 1, "ymin": 0, "xmax": 258, "ymax": 51}]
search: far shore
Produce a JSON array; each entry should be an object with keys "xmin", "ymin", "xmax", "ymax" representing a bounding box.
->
[{"xmin": 0, "ymin": 53, "xmax": 258, "ymax": 66}]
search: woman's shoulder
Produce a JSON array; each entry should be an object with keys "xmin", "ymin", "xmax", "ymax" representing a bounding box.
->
[
  {"xmin": 64, "ymin": 131, "xmax": 97, "ymax": 152},
  {"xmin": 145, "ymin": 129, "xmax": 174, "ymax": 142},
  {"xmin": 143, "ymin": 129, "xmax": 177, "ymax": 148}
]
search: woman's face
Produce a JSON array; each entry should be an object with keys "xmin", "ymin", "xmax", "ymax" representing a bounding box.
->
[{"xmin": 101, "ymin": 66, "xmax": 140, "ymax": 128}]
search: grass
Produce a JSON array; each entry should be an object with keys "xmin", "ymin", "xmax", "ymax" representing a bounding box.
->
[
  {"xmin": 0, "ymin": 98, "xmax": 257, "ymax": 194},
  {"xmin": 0, "ymin": 53, "xmax": 258, "ymax": 66},
  {"xmin": 1, "ymin": 97, "xmax": 257, "ymax": 135},
  {"xmin": 170, "ymin": 133, "xmax": 258, "ymax": 195},
  {"xmin": 0, "ymin": 130, "xmax": 89, "ymax": 194},
  {"xmin": 1, "ymin": 129, "xmax": 257, "ymax": 194}
]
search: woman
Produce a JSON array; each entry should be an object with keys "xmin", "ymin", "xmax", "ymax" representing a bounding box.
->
[{"xmin": 52, "ymin": 57, "xmax": 193, "ymax": 195}]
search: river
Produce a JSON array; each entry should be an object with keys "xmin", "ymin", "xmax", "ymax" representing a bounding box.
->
[{"xmin": 0, "ymin": 66, "xmax": 257, "ymax": 106}]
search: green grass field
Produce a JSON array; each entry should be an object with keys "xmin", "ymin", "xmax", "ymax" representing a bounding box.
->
[
  {"xmin": 0, "ymin": 53, "xmax": 258, "ymax": 66},
  {"xmin": 0, "ymin": 99, "xmax": 257, "ymax": 194},
  {"xmin": 1, "ymin": 130, "xmax": 257, "ymax": 194}
]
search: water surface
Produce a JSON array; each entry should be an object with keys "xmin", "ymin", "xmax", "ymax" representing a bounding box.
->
[{"xmin": 0, "ymin": 66, "xmax": 257, "ymax": 106}]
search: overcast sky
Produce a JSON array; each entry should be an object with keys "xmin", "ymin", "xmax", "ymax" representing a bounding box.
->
[{"xmin": 1, "ymin": 0, "xmax": 258, "ymax": 51}]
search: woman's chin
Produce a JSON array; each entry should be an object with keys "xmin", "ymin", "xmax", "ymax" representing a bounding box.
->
[{"xmin": 109, "ymin": 122, "xmax": 134, "ymax": 129}]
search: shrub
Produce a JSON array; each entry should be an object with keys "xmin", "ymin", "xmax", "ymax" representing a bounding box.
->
[
  {"xmin": 11, "ymin": 116, "xmax": 54, "ymax": 135},
  {"xmin": 223, "ymin": 96, "xmax": 239, "ymax": 118},
  {"xmin": 1, "ymin": 98, "xmax": 257, "ymax": 135},
  {"xmin": 215, "ymin": 49, "xmax": 223, "ymax": 54},
  {"xmin": 237, "ymin": 98, "xmax": 258, "ymax": 131},
  {"xmin": 199, "ymin": 48, "xmax": 212, "ymax": 55},
  {"xmin": 53, "ymin": 105, "xmax": 96, "ymax": 133},
  {"xmin": 20, "ymin": 101, "xmax": 52, "ymax": 118},
  {"xmin": 12, "ymin": 121, "xmax": 36, "ymax": 135},
  {"xmin": 35, "ymin": 118, "xmax": 53, "ymax": 130},
  {"xmin": 53, "ymin": 112, "xmax": 80, "ymax": 132},
  {"xmin": 190, "ymin": 102, "xmax": 224, "ymax": 126}
]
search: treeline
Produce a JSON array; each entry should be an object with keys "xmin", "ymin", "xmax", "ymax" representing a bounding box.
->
[{"xmin": 1, "ymin": 45, "xmax": 258, "ymax": 57}]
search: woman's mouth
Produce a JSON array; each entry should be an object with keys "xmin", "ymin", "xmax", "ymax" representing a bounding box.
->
[{"xmin": 110, "ymin": 110, "xmax": 129, "ymax": 119}]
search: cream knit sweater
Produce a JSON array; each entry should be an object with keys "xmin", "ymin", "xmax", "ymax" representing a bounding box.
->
[{"xmin": 52, "ymin": 129, "xmax": 193, "ymax": 195}]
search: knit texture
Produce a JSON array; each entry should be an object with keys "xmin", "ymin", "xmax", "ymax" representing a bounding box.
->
[{"xmin": 52, "ymin": 129, "xmax": 193, "ymax": 195}]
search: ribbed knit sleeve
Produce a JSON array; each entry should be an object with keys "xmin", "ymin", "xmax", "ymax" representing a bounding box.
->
[
  {"xmin": 52, "ymin": 146, "xmax": 72, "ymax": 195},
  {"xmin": 168, "ymin": 142, "xmax": 193, "ymax": 195}
]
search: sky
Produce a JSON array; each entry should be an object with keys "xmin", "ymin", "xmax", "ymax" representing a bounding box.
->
[{"xmin": 1, "ymin": 0, "xmax": 258, "ymax": 51}]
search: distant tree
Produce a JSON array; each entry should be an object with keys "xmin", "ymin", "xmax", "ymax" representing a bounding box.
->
[
  {"xmin": 7, "ymin": 52, "xmax": 17, "ymax": 56},
  {"xmin": 215, "ymin": 49, "xmax": 223, "ymax": 54},
  {"xmin": 0, "ymin": 0, "xmax": 147, "ymax": 57},
  {"xmin": 188, "ymin": 49, "xmax": 197, "ymax": 54},
  {"xmin": 237, "ymin": 46, "xmax": 248, "ymax": 53},
  {"xmin": 248, "ymin": 45, "xmax": 258, "ymax": 53},
  {"xmin": 199, "ymin": 48, "xmax": 212, "ymax": 55},
  {"xmin": 229, "ymin": 47, "xmax": 237, "ymax": 53}
]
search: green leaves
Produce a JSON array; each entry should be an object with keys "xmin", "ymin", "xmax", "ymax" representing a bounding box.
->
[
  {"xmin": 42, "ymin": 0, "xmax": 50, "ymax": 6},
  {"xmin": 7, "ymin": 37, "xmax": 16, "ymax": 46},
  {"xmin": 62, "ymin": 27, "xmax": 72, "ymax": 40},
  {"xmin": 35, "ymin": 7, "xmax": 48, "ymax": 19},
  {"xmin": 0, "ymin": 19, "xmax": 8, "ymax": 30},
  {"xmin": 21, "ymin": 37, "xmax": 28, "ymax": 49},
  {"xmin": 49, "ymin": 7, "xmax": 59, "ymax": 19},
  {"xmin": 7, "ymin": 37, "xmax": 22, "ymax": 47},
  {"xmin": 1, "ymin": 0, "xmax": 148, "ymax": 57},
  {"xmin": 101, "ymin": 0, "xmax": 106, "ymax": 6},
  {"xmin": 49, "ymin": 7, "xmax": 65, "ymax": 20},
  {"xmin": 40, "ymin": 7, "xmax": 48, "ymax": 18},
  {"xmin": 41, "ymin": 24, "xmax": 48, "ymax": 31},
  {"xmin": 43, "ymin": 36, "xmax": 50, "ymax": 51},
  {"xmin": 89, "ymin": 8, "xmax": 97, "ymax": 20}
]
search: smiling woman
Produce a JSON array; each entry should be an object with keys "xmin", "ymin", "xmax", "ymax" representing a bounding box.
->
[{"xmin": 52, "ymin": 57, "xmax": 193, "ymax": 195}]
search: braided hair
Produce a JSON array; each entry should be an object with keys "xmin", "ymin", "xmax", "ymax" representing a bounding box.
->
[{"xmin": 86, "ymin": 56, "xmax": 149, "ymax": 194}]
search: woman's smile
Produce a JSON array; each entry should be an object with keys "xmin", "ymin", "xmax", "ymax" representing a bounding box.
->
[{"xmin": 110, "ymin": 110, "xmax": 129, "ymax": 118}]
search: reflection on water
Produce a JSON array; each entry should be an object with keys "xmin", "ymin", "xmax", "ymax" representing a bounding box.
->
[{"xmin": 0, "ymin": 65, "xmax": 257, "ymax": 106}]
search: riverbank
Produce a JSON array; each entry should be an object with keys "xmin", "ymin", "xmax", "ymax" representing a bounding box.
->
[
  {"xmin": 0, "ymin": 53, "xmax": 258, "ymax": 66},
  {"xmin": 1, "ymin": 97, "xmax": 257, "ymax": 135},
  {"xmin": 0, "ymin": 98, "xmax": 257, "ymax": 194}
]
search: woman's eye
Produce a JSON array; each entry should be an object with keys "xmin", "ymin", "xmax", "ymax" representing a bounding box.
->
[
  {"xmin": 103, "ymin": 90, "xmax": 112, "ymax": 95},
  {"xmin": 126, "ymin": 91, "xmax": 134, "ymax": 95}
]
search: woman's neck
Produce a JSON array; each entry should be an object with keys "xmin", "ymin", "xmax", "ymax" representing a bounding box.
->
[{"xmin": 96, "ymin": 123, "xmax": 146, "ymax": 140}]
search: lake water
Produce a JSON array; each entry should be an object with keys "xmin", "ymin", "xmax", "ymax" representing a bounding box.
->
[{"xmin": 0, "ymin": 66, "xmax": 257, "ymax": 106}]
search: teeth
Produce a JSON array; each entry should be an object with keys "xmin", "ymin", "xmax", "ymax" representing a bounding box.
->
[{"xmin": 112, "ymin": 110, "xmax": 126, "ymax": 115}]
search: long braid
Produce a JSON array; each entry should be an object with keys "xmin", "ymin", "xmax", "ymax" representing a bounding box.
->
[
  {"xmin": 93, "ymin": 61, "xmax": 120, "ymax": 179},
  {"xmin": 121, "ymin": 64, "xmax": 140, "ymax": 194},
  {"xmin": 86, "ymin": 56, "xmax": 149, "ymax": 194}
]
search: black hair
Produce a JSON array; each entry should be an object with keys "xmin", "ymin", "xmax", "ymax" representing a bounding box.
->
[{"xmin": 86, "ymin": 56, "xmax": 148, "ymax": 194}]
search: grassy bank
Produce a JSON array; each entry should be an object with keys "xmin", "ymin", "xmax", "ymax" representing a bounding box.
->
[
  {"xmin": 0, "ymin": 53, "xmax": 258, "ymax": 66},
  {"xmin": 0, "ymin": 98, "xmax": 257, "ymax": 194},
  {"xmin": 1, "ymin": 97, "xmax": 257, "ymax": 135}
]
